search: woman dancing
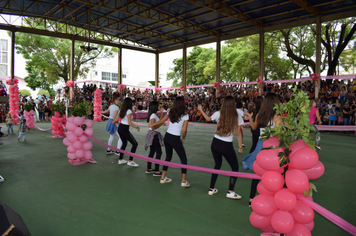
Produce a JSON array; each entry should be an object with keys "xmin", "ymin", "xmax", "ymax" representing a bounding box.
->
[{"xmin": 198, "ymin": 96, "xmax": 244, "ymax": 199}]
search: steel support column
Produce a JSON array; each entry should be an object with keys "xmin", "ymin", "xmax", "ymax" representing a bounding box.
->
[
  {"xmin": 259, "ymin": 27, "xmax": 265, "ymax": 96},
  {"xmin": 182, "ymin": 43, "xmax": 187, "ymax": 96},
  {"xmin": 315, "ymin": 16, "xmax": 321, "ymax": 99},
  {"xmin": 216, "ymin": 37, "xmax": 221, "ymax": 97},
  {"xmin": 155, "ymin": 51, "xmax": 159, "ymax": 89},
  {"xmin": 10, "ymin": 31, "xmax": 15, "ymax": 80},
  {"xmin": 118, "ymin": 47, "xmax": 122, "ymax": 97},
  {"xmin": 70, "ymin": 38, "xmax": 75, "ymax": 100}
]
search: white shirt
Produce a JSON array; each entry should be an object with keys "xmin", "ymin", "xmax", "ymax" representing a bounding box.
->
[
  {"xmin": 211, "ymin": 111, "xmax": 244, "ymax": 142},
  {"xmin": 121, "ymin": 109, "xmax": 132, "ymax": 125},
  {"xmin": 109, "ymin": 104, "xmax": 119, "ymax": 119},
  {"xmin": 149, "ymin": 113, "xmax": 160, "ymax": 132},
  {"xmin": 167, "ymin": 111, "xmax": 189, "ymax": 136},
  {"xmin": 236, "ymin": 108, "xmax": 244, "ymax": 117}
]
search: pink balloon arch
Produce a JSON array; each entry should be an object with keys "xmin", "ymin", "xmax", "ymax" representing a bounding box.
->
[
  {"xmin": 24, "ymin": 110, "xmax": 35, "ymax": 129},
  {"xmin": 7, "ymin": 78, "xmax": 20, "ymax": 125},
  {"xmin": 51, "ymin": 111, "xmax": 67, "ymax": 138},
  {"xmin": 251, "ymin": 138, "xmax": 324, "ymax": 235},
  {"xmin": 93, "ymin": 89, "xmax": 102, "ymax": 122},
  {"xmin": 63, "ymin": 116, "xmax": 96, "ymax": 165}
]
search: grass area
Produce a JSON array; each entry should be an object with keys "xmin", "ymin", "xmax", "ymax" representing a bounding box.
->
[{"xmin": 0, "ymin": 121, "xmax": 355, "ymax": 236}]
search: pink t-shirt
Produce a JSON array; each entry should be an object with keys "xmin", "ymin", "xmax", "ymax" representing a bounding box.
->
[{"xmin": 309, "ymin": 107, "xmax": 318, "ymax": 124}]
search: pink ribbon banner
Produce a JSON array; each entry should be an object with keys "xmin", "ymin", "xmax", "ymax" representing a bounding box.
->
[
  {"xmin": 316, "ymin": 125, "xmax": 356, "ymax": 131},
  {"xmin": 296, "ymin": 194, "xmax": 356, "ymax": 235},
  {"xmin": 34, "ymin": 124, "xmax": 52, "ymax": 132}
]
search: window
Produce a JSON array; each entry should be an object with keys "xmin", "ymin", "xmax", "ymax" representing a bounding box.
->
[
  {"xmin": 92, "ymin": 71, "xmax": 97, "ymax": 76},
  {"xmin": 111, "ymin": 73, "xmax": 118, "ymax": 81},
  {"xmin": 122, "ymin": 74, "xmax": 126, "ymax": 78},
  {"xmin": 0, "ymin": 40, "xmax": 7, "ymax": 51},
  {"xmin": 1, "ymin": 52, "xmax": 7, "ymax": 64},
  {"xmin": 0, "ymin": 65, "xmax": 7, "ymax": 76},
  {"xmin": 101, "ymin": 72, "xmax": 110, "ymax": 81}
]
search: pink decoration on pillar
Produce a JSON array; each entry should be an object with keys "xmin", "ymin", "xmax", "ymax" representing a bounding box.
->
[
  {"xmin": 257, "ymin": 77, "xmax": 264, "ymax": 85},
  {"xmin": 24, "ymin": 110, "xmax": 35, "ymax": 129},
  {"xmin": 179, "ymin": 85, "xmax": 184, "ymax": 91},
  {"xmin": 155, "ymin": 87, "xmax": 161, "ymax": 93},
  {"xmin": 66, "ymin": 81, "xmax": 74, "ymax": 87},
  {"xmin": 213, "ymin": 82, "xmax": 219, "ymax": 89},
  {"xmin": 51, "ymin": 112, "xmax": 67, "ymax": 138},
  {"xmin": 63, "ymin": 116, "xmax": 96, "ymax": 165},
  {"xmin": 120, "ymin": 84, "xmax": 125, "ymax": 90},
  {"xmin": 8, "ymin": 79, "xmax": 20, "ymax": 124},
  {"xmin": 93, "ymin": 89, "xmax": 102, "ymax": 122}
]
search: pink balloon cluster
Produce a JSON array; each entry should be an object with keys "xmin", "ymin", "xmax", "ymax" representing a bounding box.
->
[
  {"xmin": 93, "ymin": 89, "xmax": 102, "ymax": 122},
  {"xmin": 51, "ymin": 111, "xmax": 67, "ymax": 137},
  {"xmin": 155, "ymin": 87, "xmax": 160, "ymax": 93},
  {"xmin": 9, "ymin": 82, "xmax": 20, "ymax": 125},
  {"xmin": 24, "ymin": 110, "xmax": 35, "ymax": 129},
  {"xmin": 63, "ymin": 116, "xmax": 94, "ymax": 164},
  {"xmin": 120, "ymin": 84, "xmax": 125, "ymax": 90},
  {"xmin": 250, "ymin": 138, "xmax": 325, "ymax": 235}
]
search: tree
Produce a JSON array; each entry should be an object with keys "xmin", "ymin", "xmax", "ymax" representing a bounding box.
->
[
  {"xmin": 13, "ymin": 21, "xmax": 117, "ymax": 90},
  {"xmin": 19, "ymin": 89, "xmax": 31, "ymax": 97}
]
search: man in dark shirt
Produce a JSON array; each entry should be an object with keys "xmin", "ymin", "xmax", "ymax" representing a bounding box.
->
[{"xmin": 343, "ymin": 102, "xmax": 352, "ymax": 126}]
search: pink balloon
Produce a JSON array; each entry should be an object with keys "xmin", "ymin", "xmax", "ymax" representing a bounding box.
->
[
  {"xmin": 84, "ymin": 119, "xmax": 94, "ymax": 128},
  {"xmin": 74, "ymin": 127, "xmax": 84, "ymax": 137},
  {"xmin": 262, "ymin": 137, "xmax": 280, "ymax": 149},
  {"xmin": 67, "ymin": 153, "xmax": 76, "ymax": 160},
  {"xmin": 84, "ymin": 128, "xmax": 94, "ymax": 136},
  {"xmin": 289, "ymin": 200, "xmax": 314, "ymax": 224},
  {"xmin": 289, "ymin": 147, "xmax": 319, "ymax": 170},
  {"xmin": 79, "ymin": 135, "xmax": 89, "ymax": 143},
  {"xmin": 51, "ymin": 116, "xmax": 58, "ymax": 122},
  {"xmin": 251, "ymin": 194, "xmax": 278, "ymax": 216},
  {"xmin": 67, "ymin": 116, "xmax": 75, "ymax": 123},
  {"xmin": 261, "ymin": 171, "xmax": 284, "ymax": 192},
  {"xmin": 256, "ymin": 149, "xmax": 281, "ymax": 171},
  {"xmin": 289, "ymin": 140, "xmax": 308, "ymax": 157},
  {"xmin": 249, "ymin": 211, "xmax": 272, "ymax": 229},
  {"xmin": 83, "ymin": 151, "xmax": 92, "ymax": 160},
  {"xmin": 66, "ymin": 122, "xmax": 77, "ymax": 131},
  {"xmin": 260, "ymin": 225, "xmax": 275, "ymax": 233},
  {"xmin": 53, "ymin": 126, "xmax": 59, "ymax": 131},
  {"xmin": 76, "ymin": 149, "xmax": 84, "ymax": 158},
  {"xmin": 73, "ymin": 141, "xmax": 83, "ymax": 150},
  {"xmin": 286, "ymin": 223, "xmax": 311, "ymax": 236},
  {"xmin": 285, "ymin": 169, "xmax": 309, "ymax": 194},
  {"xmin": 82, "ymin": 141, "xmax": 93, "ymax": 151},
  {"xmin": 67, "ymin": 133, "xmax": 78, "ymax": 143},
  {"xmin": 67, "ymin": 145, "xmax": 76, "ymax": 153},
  {"xmin": 257, "ymin": 182, "xmax": 276, "ymax": 196},
  {"xmin": 274, "ymin": 188, "xmax": 297, "ymax": 211},
  {"xmin": 52, "ymin": 130, "xmax": 58, "ymax": 135},
  {"xmin": 304, "ymin": 161, "xmax": 325, "ymax": 180},
  {"xmin": 253, "ymin": 162, "xmax": 267, "ymax": 176},
  {"xmin": 63, "ymin": 138, "xmax": 71, "ymax": 146},
  {"xmin": 304, "ymin": 221, "xmax": 314, "ymax": 231},
  {"xmin": 54, "ymin": 111, "xmax": 60, "ymax": 117},
  {"xmin": 74, "ymin": 117, "xmax": 84, "ymax": 126},
  {"xmin": 57, "ymin": 122, "xmax": 62, "ymax": 128},
  {"xmin": 271, "ymin": 210, "xmax": 294, "ymax": 234}
]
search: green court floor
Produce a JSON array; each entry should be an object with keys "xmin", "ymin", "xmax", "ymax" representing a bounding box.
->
[{"xmin": 0, "ymin": 121, "xmax": 355, "ymax": 236}]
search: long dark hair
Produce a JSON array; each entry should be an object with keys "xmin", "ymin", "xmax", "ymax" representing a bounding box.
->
[
  {"xmin": 257, "ymin": 93, "xmax": 280, "ymax": 128},
  {"xmin": 119, "ymin": 97, "xmax": 133, "ymax": 118},
  {"xmin": 252, "ymin": 96, "xmax": 263, "ymax": 121},
  {"xmin": 216, "ymin": 96, "xmax": 238, "ymax": 137},
  {"xmin": 169, "ymin": 97, "xmax": 187, "ymax": 123},
  {"xmin": 147, "ymin": 100, "xmax": 159, "ymax": 122}
]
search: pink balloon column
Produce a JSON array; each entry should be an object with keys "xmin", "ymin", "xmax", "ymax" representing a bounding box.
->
[
  {"xmin": 63, "ymin": 116, "xmax": 95, "ymax": 165},
  {"xmin": 51, "ymin": 111, "xmax": 67, "ymax": 137},
  {"xmin": 24, "ymin": 110, "xmax": 35, "ymax": 129},
  {"xmin": 93, "ymin": 89, "xmax": 102, "ymax": 122},
  {"xmin": 250, "ymin": 138, "xmax": 324, "ymax": 235},
  {"xmin": 7, "ymin": 78, "xmax": 20, "ymax": 124}
]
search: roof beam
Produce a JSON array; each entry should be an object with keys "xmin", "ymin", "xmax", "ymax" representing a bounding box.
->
[{"xmin": 290, "ymin": 0, "xmax": 320, "ymax": 16}]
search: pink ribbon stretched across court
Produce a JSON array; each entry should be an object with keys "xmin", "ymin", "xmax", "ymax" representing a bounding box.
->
[
  {"xmin": 296, "ymin": 194, "xmax": 356, "ymax": 235},
  {"xmin": 34, "ymin": 124, "xmax": 52, "ymax": 131},
  {"xmin": 84, "ymin": 133, "xmax": 261, "ymax": 180}
]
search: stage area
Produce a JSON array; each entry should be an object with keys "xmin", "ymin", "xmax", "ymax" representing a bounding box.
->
[{"xmin": 0, "ymin": 121, "xmax": 355, "ymax": 236}]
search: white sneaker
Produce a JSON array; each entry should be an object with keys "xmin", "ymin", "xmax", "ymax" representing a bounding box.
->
[
  {"xmin": 0, "ymin": 175, "xmax": 4, "ymax": 182},
  {"xmin": 114, "ymin": 151, "xmax": 120, "ymax": 156},
  {"xmin": 226, "ymin": 191, "xmax": 242, "ymax": 199},
  {"xmin": 208, "ymin": 188, "xmax": 218, "ymax": 195},
  {"xmin": 160, "ymin": 177, "xmax": 172, "ymax": 184},
  {"xmin": 127, "ymin": 161, "xmax": 139, "ymax": 167},
  {"xmin": 118, "ymin": 159, "xmax": 127, "ymax": 165},
  {"xmin": 181, "ymin": 180, "xmax": 190, "ymax": 187}
]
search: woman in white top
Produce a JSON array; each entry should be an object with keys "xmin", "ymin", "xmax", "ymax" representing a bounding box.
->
[
  {"xmin": 149, "ymin": 97, "xmax": 190, "ymax": 187},
  {"xmin": 198, "ymin": 96, "xmax": 243, "ymax": 199},
  {"xmin": 144, "ymin": 101, "xmax": 165, "ymax": 176},
  {"xmin": 117, "ymin": 98, "xmax": 140, "ymax": 167},
  {"xmin": 102, "ymin": 96, "xmax": 122, "ymax": 155}
]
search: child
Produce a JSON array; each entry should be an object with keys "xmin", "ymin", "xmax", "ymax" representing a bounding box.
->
[
  {"xmin": 5, "ymin": 113, "xmax": 14, "ymax": 134},
  {"xmin": 18, "ymin": 118, "xmax": 30, "ymax": 142}
]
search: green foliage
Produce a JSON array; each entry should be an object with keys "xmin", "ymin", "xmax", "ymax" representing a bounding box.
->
[
  {"xmin": 51, "ymin": 102, "xmax": 66, "ymax": 116},
  {"xmin": 261, "ymin": 87, "xmax": 318, "ymax": 167},
  {"xmin": 24, "ymin": 102, "xmax": 33, "ymax": 112},
  {"xmin": 38, "ymin": 89, "xmax": 49, "ymax": 95},
  {"xmin": 69, "ymin": 101, "xmax": 91, "ymax": 118},
  {"xmin": 20, "ymin": 89, "xmax": 31, "ymax": 97}
]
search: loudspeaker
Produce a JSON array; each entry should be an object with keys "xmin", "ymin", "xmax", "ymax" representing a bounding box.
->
[{"xmin": 0, "ymin": 203, "xmax": 31, "ymax": 236}]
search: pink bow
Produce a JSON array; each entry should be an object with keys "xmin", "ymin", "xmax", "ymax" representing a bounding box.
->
[
  {"xmin": 213, "ymin": 82, "xmax": 219, "ymax": 89},
  {"xmin": 155, "ymin": 88, "xmax": 161, "ymax": 93},
  {"xmin": 6, "ymin": 78, "xmax": 18, "ymax": 85},
  {"xmin": 257, "ymin": 77, "xmax": 264, "ymax": 85},
  {"xmin": 180, "ymin": 85, "xmax": 184, "ymax": 90},
  {"xmin": 120, "ymin": 84, "xmax": 125, "ymax": 90},
  {"xmin": 66, "ymin": 81, "xmax": 74, "ymax": 87},
  {"xmin": 311, "ymin": 74, "xmax": 320, "ymax": 82}
]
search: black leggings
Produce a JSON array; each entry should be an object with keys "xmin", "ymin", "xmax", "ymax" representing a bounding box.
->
[
  {"xmin": 118, "ymin": 124, "xmax": 138, "ymax": 161},
  {"xmin": 210, "ymin": 137, "xmax": 239, "ymax": 191},
  {"xmin": 147, "ymin": 135, "xmax": 162, "ymax": 171},
  {"xmin": 163, "ymin": 132, "xmax": 187, "ymax": 174}
]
